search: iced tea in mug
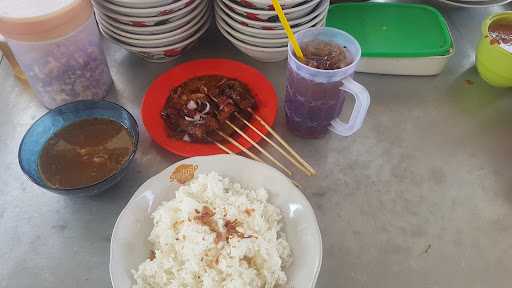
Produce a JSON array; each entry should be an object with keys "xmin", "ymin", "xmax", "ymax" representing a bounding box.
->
[{"xmin": 285, "ymin": 27, "xmax": 370, "ymax": 138}]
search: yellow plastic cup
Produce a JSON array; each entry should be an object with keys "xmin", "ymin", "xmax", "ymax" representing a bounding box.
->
[{"xmin": 476, "ymin": 12, "xmax": 512, "ymax": 88}]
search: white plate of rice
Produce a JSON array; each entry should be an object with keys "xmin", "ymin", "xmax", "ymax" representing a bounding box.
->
[{"xmin": 110, "ymin": 155, "xmax": 322, "ymax": 288}]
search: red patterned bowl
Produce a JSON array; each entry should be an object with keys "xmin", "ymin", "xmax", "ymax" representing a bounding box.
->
[
  {"xmin": 96, "ymin": 0, "xmax": 208, "ymax": 35},
  {"xmin": 99, "ymin": 11, "xmax": 209, "ymax": 48},
  {"xmin": 94, "ymin": 0, "xmax": 197, "ymax": 17},
  {"xmin": 99, "ymin": 16, "xmax": 210, "ymax": 62},
  {"xmin": 105, "ymin": 0, "xmax": 178, "ymax": 9},
  {"xmin": 94, "ymin": 0, "xmax": 201, "ymax": 27},
  {"xmin": 216, "ymin": 0, "xmax": 328, "ymax": 30},
  {"xmin": 232, "ymin": 0, "xmax": 306, "ymax": 10},
  {"xmin": 96, "ymin": 4, "xmax": 208, "ymax": 41},
  {"xmin": 215, "ymin": 0, "xmax": 327, "ymax": 39},
  {"xmin": 221, "ymin": 0, "xmax": 320, "ymax": 22}
]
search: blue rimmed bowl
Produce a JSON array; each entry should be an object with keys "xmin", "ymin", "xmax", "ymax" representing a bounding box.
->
[{"xmin": 18, "ymin": 100, "xmax": 139, "ymax": 196}]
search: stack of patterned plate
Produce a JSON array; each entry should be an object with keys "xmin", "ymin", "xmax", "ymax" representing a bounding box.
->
[
  {"xmin": 436, "ymin": 0, "xmax": 511, "ymax": 7},
  {"xmin": 215, "ymin": 0, "xmax": 330, "ymax": 62},
  {"xmin": 93, "ymin": 0, "xmax": 211, "ymax": 62}
]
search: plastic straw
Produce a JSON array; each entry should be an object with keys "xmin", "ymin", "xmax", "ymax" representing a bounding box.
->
[{"xmin": 271, "ymin": 0, "xmax": 304, "ymax": 61}]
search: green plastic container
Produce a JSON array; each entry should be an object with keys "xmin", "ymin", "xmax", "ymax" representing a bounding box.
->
[{"xmin": 326, "ymin": 3, "xmax": 454, "ymax": 75}]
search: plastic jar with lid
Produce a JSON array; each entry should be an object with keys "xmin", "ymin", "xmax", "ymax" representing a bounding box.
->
[{"xmin": 0, "ymin": 0, "xmax": 113, "ymax": 109}]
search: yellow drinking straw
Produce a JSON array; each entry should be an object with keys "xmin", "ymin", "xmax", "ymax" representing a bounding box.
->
[{"xmin": 271, "ymin": 0, "xmax": 305, "ymax": 61}]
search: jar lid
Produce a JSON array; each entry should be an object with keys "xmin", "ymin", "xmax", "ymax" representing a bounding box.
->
[{"xmin": 0, "ymin": 0, "xmax": 92, "ymax": 42}]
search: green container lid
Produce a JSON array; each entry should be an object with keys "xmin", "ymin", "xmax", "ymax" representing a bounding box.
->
[{"xmin": 326, "ymin": 3, "xmax": 453, "ymax": 58}]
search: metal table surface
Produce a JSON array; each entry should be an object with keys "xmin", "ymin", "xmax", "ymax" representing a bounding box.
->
[{"xmin": 1, "ymin": 3, "xmax": 512, "ymax": 287}]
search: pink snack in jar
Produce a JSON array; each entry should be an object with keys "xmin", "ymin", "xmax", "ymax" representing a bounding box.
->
[{"xmin": 0, "ymin": 0, "xmax": 112, "ymax": 109}]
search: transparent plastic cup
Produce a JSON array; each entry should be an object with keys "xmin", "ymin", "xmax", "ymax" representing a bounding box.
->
[{"xmin": 284, "ymin": 27, "xmax": 370, "ymax": 138}]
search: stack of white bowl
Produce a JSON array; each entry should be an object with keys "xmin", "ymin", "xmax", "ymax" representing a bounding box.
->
[
  {"xmin": 215, "ymin": 0, "xmax": 330, "ymax": 62},
  {"xmin": 93, "ymin": 0, "xmax": 211, "ymax": 62}
]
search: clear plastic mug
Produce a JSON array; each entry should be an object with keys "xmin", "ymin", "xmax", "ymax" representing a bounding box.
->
[{"xmin": 285, "ymin": 27, "xmax": 370, "ymax": 138}]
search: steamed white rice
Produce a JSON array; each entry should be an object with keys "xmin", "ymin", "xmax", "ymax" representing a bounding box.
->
[{"xmin": 132, "ymin": 172, "xmax": 292, "ymax": 288}]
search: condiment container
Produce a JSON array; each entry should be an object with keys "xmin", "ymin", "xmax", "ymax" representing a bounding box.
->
[
  {"xmin": 0, "ymin": 0, "xmax": 113, "ymax": 108},
  {"xmin": 476, "ymin": 12, "xmax": 512, "ymax": 88},
  {"xmin": 326, "ymin": 3, "xmax": 454, "ymax": 76}
]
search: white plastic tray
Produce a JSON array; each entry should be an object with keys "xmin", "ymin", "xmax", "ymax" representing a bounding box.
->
[{"xmin": 356, "ymin": 48, "xmax": 454, "ymax": 76}]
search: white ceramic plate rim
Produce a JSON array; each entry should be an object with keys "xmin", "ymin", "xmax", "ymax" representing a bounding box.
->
[
  {"xmin": 106, "ymin": 0, "xmax": 176, "ymax": 6},
  {"xmin": 450, "ymin": 0, "xmax": 510, "ymax": 2},
  {"xmin": 217, "ymin": 0, "xmax": 328, "ymax": 28},
  {"xmin": 95, "ymin": 5, "xmax": 206, "ymax": 40},
  {"xmin": 93, "ymin": 0, "xmax": 201, "ymax": 21},
  {"xmin": 97, "ymin": 0, "xmax": 207, "ymax": 32},
  {"xmin": 110, "ymin": 155, "xmax": 323, "ymax": 288},
  {"xmin": 110, "ymin": 15, "xmax": 210, "ymax": 51},
  {"xmin": 99, "ymin": 0, "xmax": 194, "ymax": 14},
  {"xmin": 221, "ymin": 0, "xmax": 321, "ymax": 15},
  {"xmin": 216, "ymin": 16, "xmax": 288, "ymax": 44},
  {"xmin": 436, "ymin": 0, "xmax": 511, "ymax": 6},
  {"xmin": 235, "ymin": 0, "xmax": 304, "ymax": 5},
  {"xmin": 215, "ymin": 1, "xmax": 328, "ymax": 35},
  {"xmin": 218, "ymin": 20, "xmax": 288, "ymax": 51},
  {"xmin": 101, "ymin": 12, "xmax": 208, "ymax": 45}
]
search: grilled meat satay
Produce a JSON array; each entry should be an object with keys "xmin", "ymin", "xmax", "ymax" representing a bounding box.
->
[
  {"xmin": 161, "ymin": 75, "xmax": 256, "ymax": 143},
  {"xmin": 218, "ymin": 80, "xmax": 256, "ymax": 110}
]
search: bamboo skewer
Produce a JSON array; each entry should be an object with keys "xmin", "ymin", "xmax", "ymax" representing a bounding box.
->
[
  {"xmin": 213, "ymin": 136, "xmax": 302, "ymax": 189},
  {"xmin": 291, "ymin": 180, "xmax": 302, "ymax": 189},
  {"xmin": 205, "ymin": 93, "xmax": 315, "ymax": 176},
  {"xmin": 209, "ymin": 137, "xmax": 234, "ymax": 155},
  {"xmin": 214, "ymin": 137, "xmax": 302, "ymax": 189},
  {"xmin": 248, "ymin": 109, "xmax": 317, "ymax": 175},
  {"xmin": 204, "ymin": 97, "xmax": 266, "ymax": 166},
  {"xmin": 234, "ymin": 113, "xmax": 313, "ymax": 176},
  {"xmin": 225, "ymin": 121, "xmax": 292, "ymax": 176},
  {"xmin": 216, "ymin": 130, "xmax": 263, "ymax": 163}
]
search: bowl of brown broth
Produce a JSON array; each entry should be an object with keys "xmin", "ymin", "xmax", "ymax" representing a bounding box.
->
[{"xmin": 18, "ymin": 100, "xmax": 139, "ymax": 196}]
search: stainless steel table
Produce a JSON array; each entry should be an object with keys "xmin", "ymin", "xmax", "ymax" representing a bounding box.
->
[{"xmin": 1, "ymin": 3, "xmax": 512, "ymax": 287}]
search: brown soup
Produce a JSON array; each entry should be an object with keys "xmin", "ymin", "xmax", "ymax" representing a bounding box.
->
[
  {"xmin": 299, "ymin": 40, "xmax": 352, "ymax": 70},
  {"xmin": 38, "ymin": 118, "xmax": 134, "ymax": 189},
  {"xmin": 489, "ymin": 19, "xmax": 512, "ymax": 46}
]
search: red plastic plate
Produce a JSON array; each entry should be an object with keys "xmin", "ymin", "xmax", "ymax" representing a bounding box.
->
[{"xmin": 141, "ymin": 59, "xmax": 278, "ymax": 157}]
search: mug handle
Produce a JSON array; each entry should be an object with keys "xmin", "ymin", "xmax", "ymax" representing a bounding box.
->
[{"xmin": 329, "ymin": 77, "xmax": 370, "ymax": 136}]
